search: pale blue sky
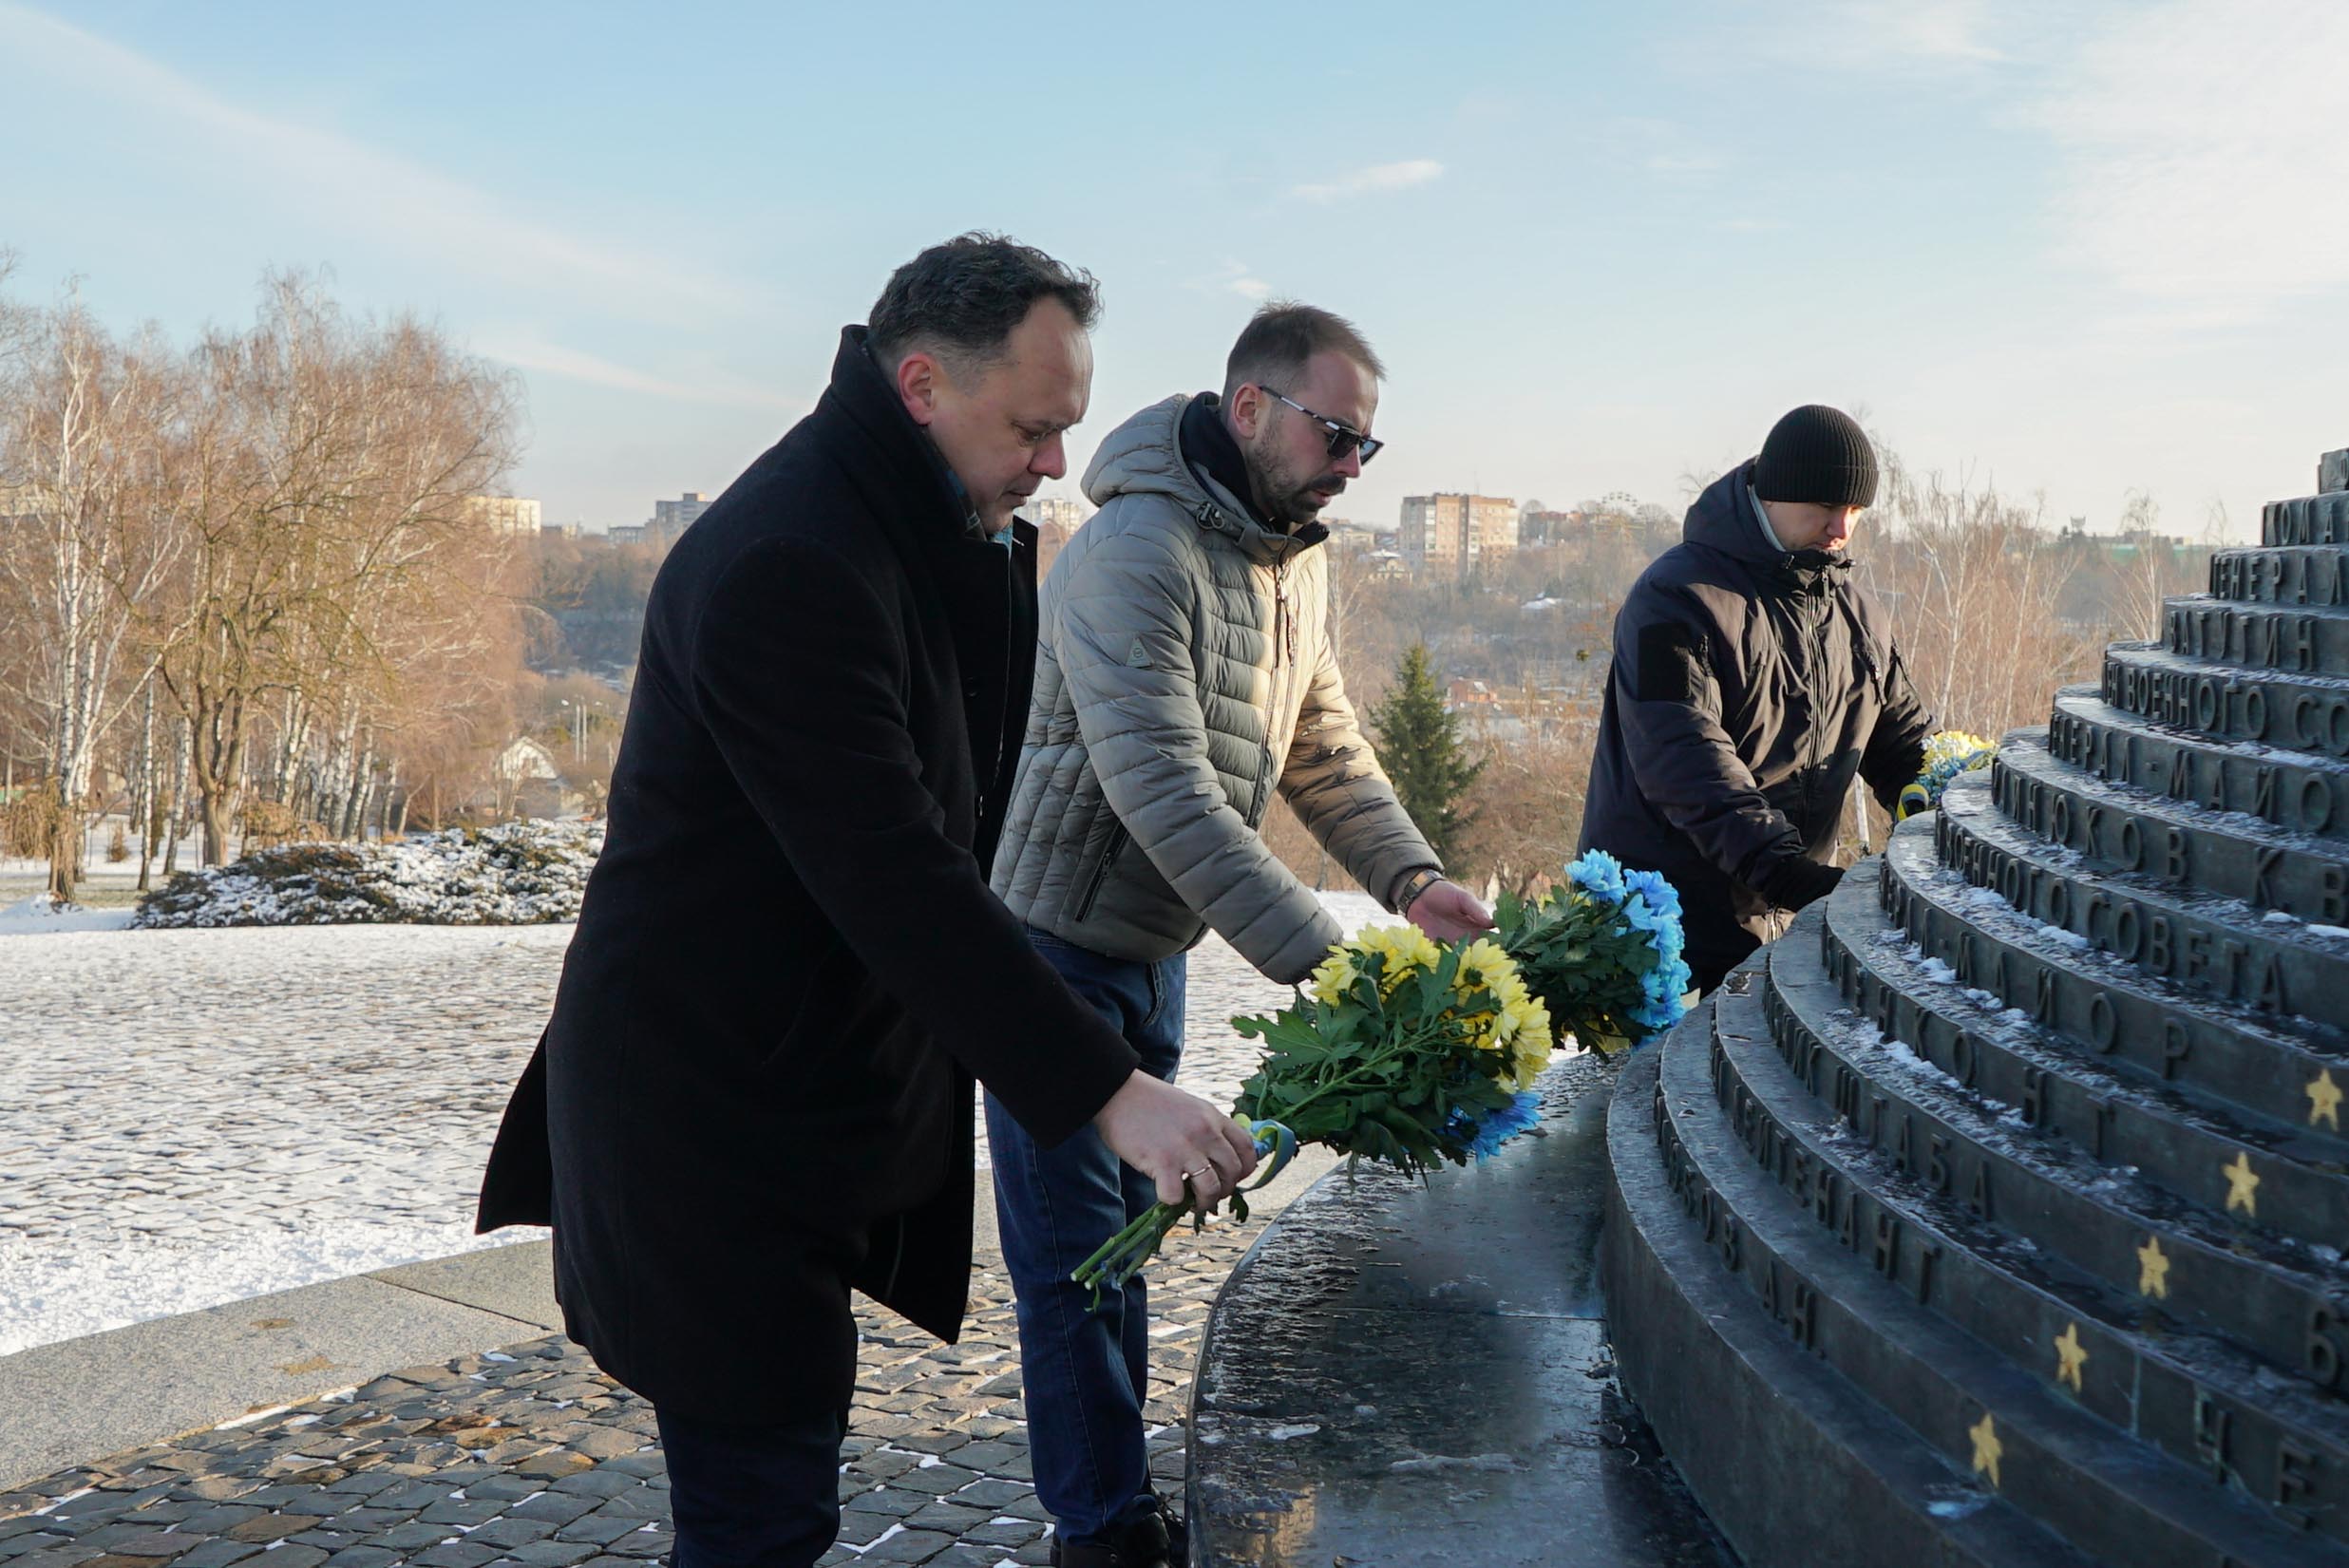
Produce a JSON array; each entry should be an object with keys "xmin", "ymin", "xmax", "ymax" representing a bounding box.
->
[{"xmin": 4, "ymin": 0, "xmax": 2346, "ymax": 538}]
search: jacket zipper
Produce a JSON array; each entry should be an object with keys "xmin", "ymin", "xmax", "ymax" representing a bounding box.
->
[
  {"xmin": 1073, "ymin": 821, "xmax": 1128, "ymax": 920},
  {"xmin": 1799, "ymin": 579, "xmax": 1833, "ymax": 830},
  {"xmin": 1278, "ymin": 556, "xmax": 1297, "ymax": 666},
  {"xmin": 1246, "ymin": 555, "xmax": 1293, "ymax": 828}
]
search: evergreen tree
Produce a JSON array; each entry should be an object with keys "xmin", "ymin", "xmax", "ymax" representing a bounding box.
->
[{"xmin": 1367, "ymin": 643, "xmax": 1484, "ymax": 867}]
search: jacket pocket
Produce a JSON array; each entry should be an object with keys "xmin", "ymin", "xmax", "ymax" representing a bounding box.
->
[{"xmin": 1071, "ymin": 820, "xmax": 1129, "ymax": 921}]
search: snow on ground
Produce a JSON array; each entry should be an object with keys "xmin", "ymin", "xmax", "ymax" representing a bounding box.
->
[
  {"xmin": 0, "ymin": 896, "xmax": 138, "ymax": 935},
  {"xmin": 0, "ymin": 889, "xmax": 1383, "ymax": 1355}
]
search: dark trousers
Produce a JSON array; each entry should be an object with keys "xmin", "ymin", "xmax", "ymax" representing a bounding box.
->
[
  {"xmin": 656, "ymin": 1403, "xmax": 850, "ymax": 1568},
  {"xmin": 985, "ymin": 927, "xmax": 1187, "ymax": 1547}
]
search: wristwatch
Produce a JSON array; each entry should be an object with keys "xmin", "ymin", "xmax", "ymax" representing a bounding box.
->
[{"xmin": 1392, "ymin": 866, "xmax": 1444, "ymax": 916}]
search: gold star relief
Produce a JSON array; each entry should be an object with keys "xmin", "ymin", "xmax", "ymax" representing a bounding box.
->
[
  {"xmin": 2137, "ymin": 1235, "xmax": 2171, "ymax": 1298},
  {"xmin": 2223, "ymin": 1152, "xmax": 2261, "ymax": 1218},
  {"xmin": 2054, "ymin": 1322, "xmax": 2088, "ymax": 1393},
  {"xmin": 1970, "ymin": 1411, "xmax": 2003, "ymax": 1489},
  {"xmin": 2310, "ymin": 1068, "xmax": 2343, "ymax": 1132}
]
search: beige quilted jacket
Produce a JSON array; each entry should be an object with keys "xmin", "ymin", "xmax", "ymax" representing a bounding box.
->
[{"xmin": 989, "ymin": 394, "xmax": 1437, "ymax": 985}]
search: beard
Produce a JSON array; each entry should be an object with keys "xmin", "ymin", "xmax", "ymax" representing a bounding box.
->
[{"xmin": 1244, "ymin": 436, "xmax": 1344, "ymax": 528}]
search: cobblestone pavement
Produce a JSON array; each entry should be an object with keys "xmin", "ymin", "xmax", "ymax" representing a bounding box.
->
[
  {"xmin": 0, "ymin": 1221, "xmax": 1260, "ymax": 1568},
  {"xmin": 0, "ymin": 893, "xmax": 1379, "ymax": 1354}
]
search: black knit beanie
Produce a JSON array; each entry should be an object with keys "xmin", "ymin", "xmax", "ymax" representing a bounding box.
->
[{"xmin": 1754, "ymin": 405, "xmax": 1878, "ymax": 509}]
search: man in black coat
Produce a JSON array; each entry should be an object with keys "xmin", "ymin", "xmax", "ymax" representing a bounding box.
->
[
  {"xmin": 1579, "ymin": 405, "xmax": 1934, "ymax": 993},
  {"xmin": 475, "ymin": 235, "xmax": 1258, "ymax": 1568}
]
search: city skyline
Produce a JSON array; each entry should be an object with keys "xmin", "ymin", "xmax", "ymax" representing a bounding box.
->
[{"xmin": 5, "ymin": 1, "xmax": 2346, "ymax": 545}]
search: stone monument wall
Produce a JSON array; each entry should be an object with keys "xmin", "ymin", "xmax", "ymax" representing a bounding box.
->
[{"xmin": 1602, "ymin": 449, "xmax": 2349, "ymax": 1566}]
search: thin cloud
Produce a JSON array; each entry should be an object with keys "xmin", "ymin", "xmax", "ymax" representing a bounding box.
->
[
  {"xmin": 1598, "ymin": 120, "xmax": 1723, "ymax": 179},
  {"xmin": 478, "ymin": 334, "xmax": 800, "ymax": 413},
  {"xmin": 1876, "ymin": 0, "xmax": 2005, "ymax": 62},
  {"xmin": 0, "ymin": 3, "xmax": 757, "ymax": 325},
  {"xmin": 1291, "ymin": 160, "xmax": 1445, "ymax": 204},
  {"xmin": 2036, "ymin": 0, "xmax": 2349, "ymax": 312},
  {"xmin": 1756, "ymin": 0, "xmax": 2008, "ymax": 69},
  {"xmin": 1186, "ymin": 261, "xmax": 1273, "ymax": 301}
]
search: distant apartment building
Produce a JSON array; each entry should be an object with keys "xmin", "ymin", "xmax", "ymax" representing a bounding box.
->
[
  {"xmin": 464, "ymin": 496, "xmax": 543, "ymax": 536},
  {"xmin": 653, "ymin": 492, "xmax": 714, "ymax": 542},
  {"xmin": 607, "ymin": 524, "xmax": 648, "ymax": 546},
  {"xmin": 1319, "ymin": 516, "xmax": 1398, "ymax": 554},
  {"xmin": 1399, "ymin": 492, "xmax": 1517, "ymax": 579},
  {"xmin": 1023, "ymin": 495, "xmax": 1089, "ymax": 536},
  {"xmin": 540, "ymin": 520, "xmax": 581, "ymax": 540},
  {"xmin": 1023, "ymin": 495, "xmax": 1091, "ymax": 577}
]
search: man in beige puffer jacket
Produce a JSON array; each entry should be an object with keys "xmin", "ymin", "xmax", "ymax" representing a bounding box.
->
[{"xmin": 985, "ymin": 303, "xmax": 1490, "ymax": 1568}]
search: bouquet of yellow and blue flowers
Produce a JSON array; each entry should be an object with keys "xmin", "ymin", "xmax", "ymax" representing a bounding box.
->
[
  {"xmin": 1070, "ymin": 926, "xmax": 1555, "ymax": 1305},
  {"xmin": 1895, "ymin": 729, "xmax": 1995, "ymax": 821},
  {"xmin": 1496, "ymin": 848, "xmax": 1692, "ymax": 1057}
]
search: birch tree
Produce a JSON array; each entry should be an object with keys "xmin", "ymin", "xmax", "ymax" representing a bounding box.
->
[{"xmin": 0, "ymin": 292, "xmax": 188, "ymax": 897}]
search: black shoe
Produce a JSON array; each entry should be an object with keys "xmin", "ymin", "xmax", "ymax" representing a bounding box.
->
[{"xmin": 1049, "ymin": 1501, "xmax": 1177, "ymax": 1568}]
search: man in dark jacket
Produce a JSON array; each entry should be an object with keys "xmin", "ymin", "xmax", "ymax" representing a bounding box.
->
[
  {"xmin": 474, "ymin": 235, "xmax": 1258, "ymax": 1568},
  {"xmin": 1579, "ymin": 404, "xmax": 1934, "ymax": 992}
]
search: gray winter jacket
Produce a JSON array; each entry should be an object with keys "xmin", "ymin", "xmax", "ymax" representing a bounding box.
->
[{"xmin": 989, "ymin": 395, "xmax": 1437, "ymax": 985}]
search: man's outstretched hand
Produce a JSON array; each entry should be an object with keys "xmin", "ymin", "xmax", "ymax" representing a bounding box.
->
[
  {"xmin": 1407, "ymin": 878, "xmax": 1495, "ymax": 941},
  {"xmin": 1093, "ymin": 1070, "xmax": 1261, "ymax": 1209}
]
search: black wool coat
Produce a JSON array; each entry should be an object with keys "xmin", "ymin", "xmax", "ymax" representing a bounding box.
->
[
  {"xmin": 1578, "ymin": 461, "xmax": 1934, "ymax": 990},
  {"xmin": 476, "ymin": 328, "xmax": 1140, "ymax": 1421}
]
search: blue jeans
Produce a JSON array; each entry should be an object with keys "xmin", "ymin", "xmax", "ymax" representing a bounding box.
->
[
  {"xmin": 986, "ymin": 928, "xmax": 1187, "ymax": 1547},
  {"xmin": 655, "ymin": 1402, "xmax": 848, "ymax": 1568}
]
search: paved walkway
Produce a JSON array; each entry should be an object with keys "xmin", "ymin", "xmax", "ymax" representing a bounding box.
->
[
  {"xmin": 0, "ymin": 1218, "xmax": 1264, "ymax": 1568},
  {"xmin": 3, "ymin": 893, "xmax": 1391, "ymax": 1564}
]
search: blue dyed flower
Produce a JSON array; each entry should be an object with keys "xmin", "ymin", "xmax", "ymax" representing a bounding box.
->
[
  {"xmin": 1565, "ymin": 848, "xmax": 1628, "ymax": 903},
  {"xmin": 1624, "ymin": 867, "xmax": 1682, "ymax": 920},
  {"xmin": 1458, "ymin": 1091, "xmax": 1544, "ymax": 1162}
]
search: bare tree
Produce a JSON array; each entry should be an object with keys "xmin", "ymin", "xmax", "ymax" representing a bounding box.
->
[
  {"xmin": 1853, "ymin": 455, "xmax": 2098, "ymax": 744},
  {"xmin": 145, "ymin": 274, "xmax": 522, "ymax": 861},
  {"xmin": 2105, "ymin": 488, "xmax": 2200, "ymax": 644},
  {"xmin": 0, "ymin": 290, "xmax": 189, "ymax": 897}
]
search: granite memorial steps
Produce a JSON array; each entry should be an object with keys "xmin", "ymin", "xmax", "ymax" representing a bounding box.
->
[
  {"xmin": 1759, "ymin": 920, "xmax": 2345, "ymax": 1409},
  {"xmin": 1931, "ymin": 772, "xmax": 2349, "ymax": 1035},
  {"xmin": 1990, "ymin": 730, "xmax": 2349, "ymax": 936},
  {"xmin": 2102, "ymin": 641, "xmax": 2349, "ymax": 765},
  {"xmin": 1604, "ymin": 1039, "xmax": 2097, "ymax": 1568},
  {"xmin": 1732, "ymin": 952, "xmax": 2349, "ymax": 1547},
  {"xmin": 2206, "ymin": 545, "xmax": 2349, "ymax": 610},
  {"xmin": 1814, "ymin": 874, "xmax": 2349, "ymax": 1253},
  {"xmin": 2162, "ymin": 594, "xmax": 2349, "ymax": 677},
  {"xmin": 1879, "ymin": 817, "xmax": 2349, "ymax": 1140},
  {"xmin": 2263, "ymin": 492, "xmax": 2349, "ymax": 549},
  {"xmin": 1643, "ymin": 993, "xmax": 2342, "ymax": 1566},
  {"xmin": 2047, "ymin": 688, "xmax": 2349, "ymax": 848}
]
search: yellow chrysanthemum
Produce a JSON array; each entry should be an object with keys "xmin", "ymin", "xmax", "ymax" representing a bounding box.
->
[
  {"xmin": 1450, "ymin": 940, "xmax": 1524, "ymax": 1038},
  {"xmin": 1311, "ymin": 924, "xmax": 1443, "ymax": 1006},
  {"xmin": 1452, "ymin": 938, "xmax": 1520, "ymax": 998},
  {"xmin": 1503, "ymin": 998, "xmax": 1555, "ymax": 1090},
  {"xmin": 1446, "ymin": 938, "xmax": 1556, "ymax": 1088},
  {"xmin": 1922, "ymin": 730, "xmax": 1992, "ymax": 771},
  {"xmin": 1362, "ymin": 923, "xmax": 1442, "ymax": 982},
  {"xmin": 1309, "ymin": 948, "xmax": 1356, "ymax": 1008}
]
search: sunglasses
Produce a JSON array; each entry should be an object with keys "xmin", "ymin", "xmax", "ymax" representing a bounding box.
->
[{"xmin": 1260, "ymin": 387, "xmax": 1384, "ymax": 464}]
